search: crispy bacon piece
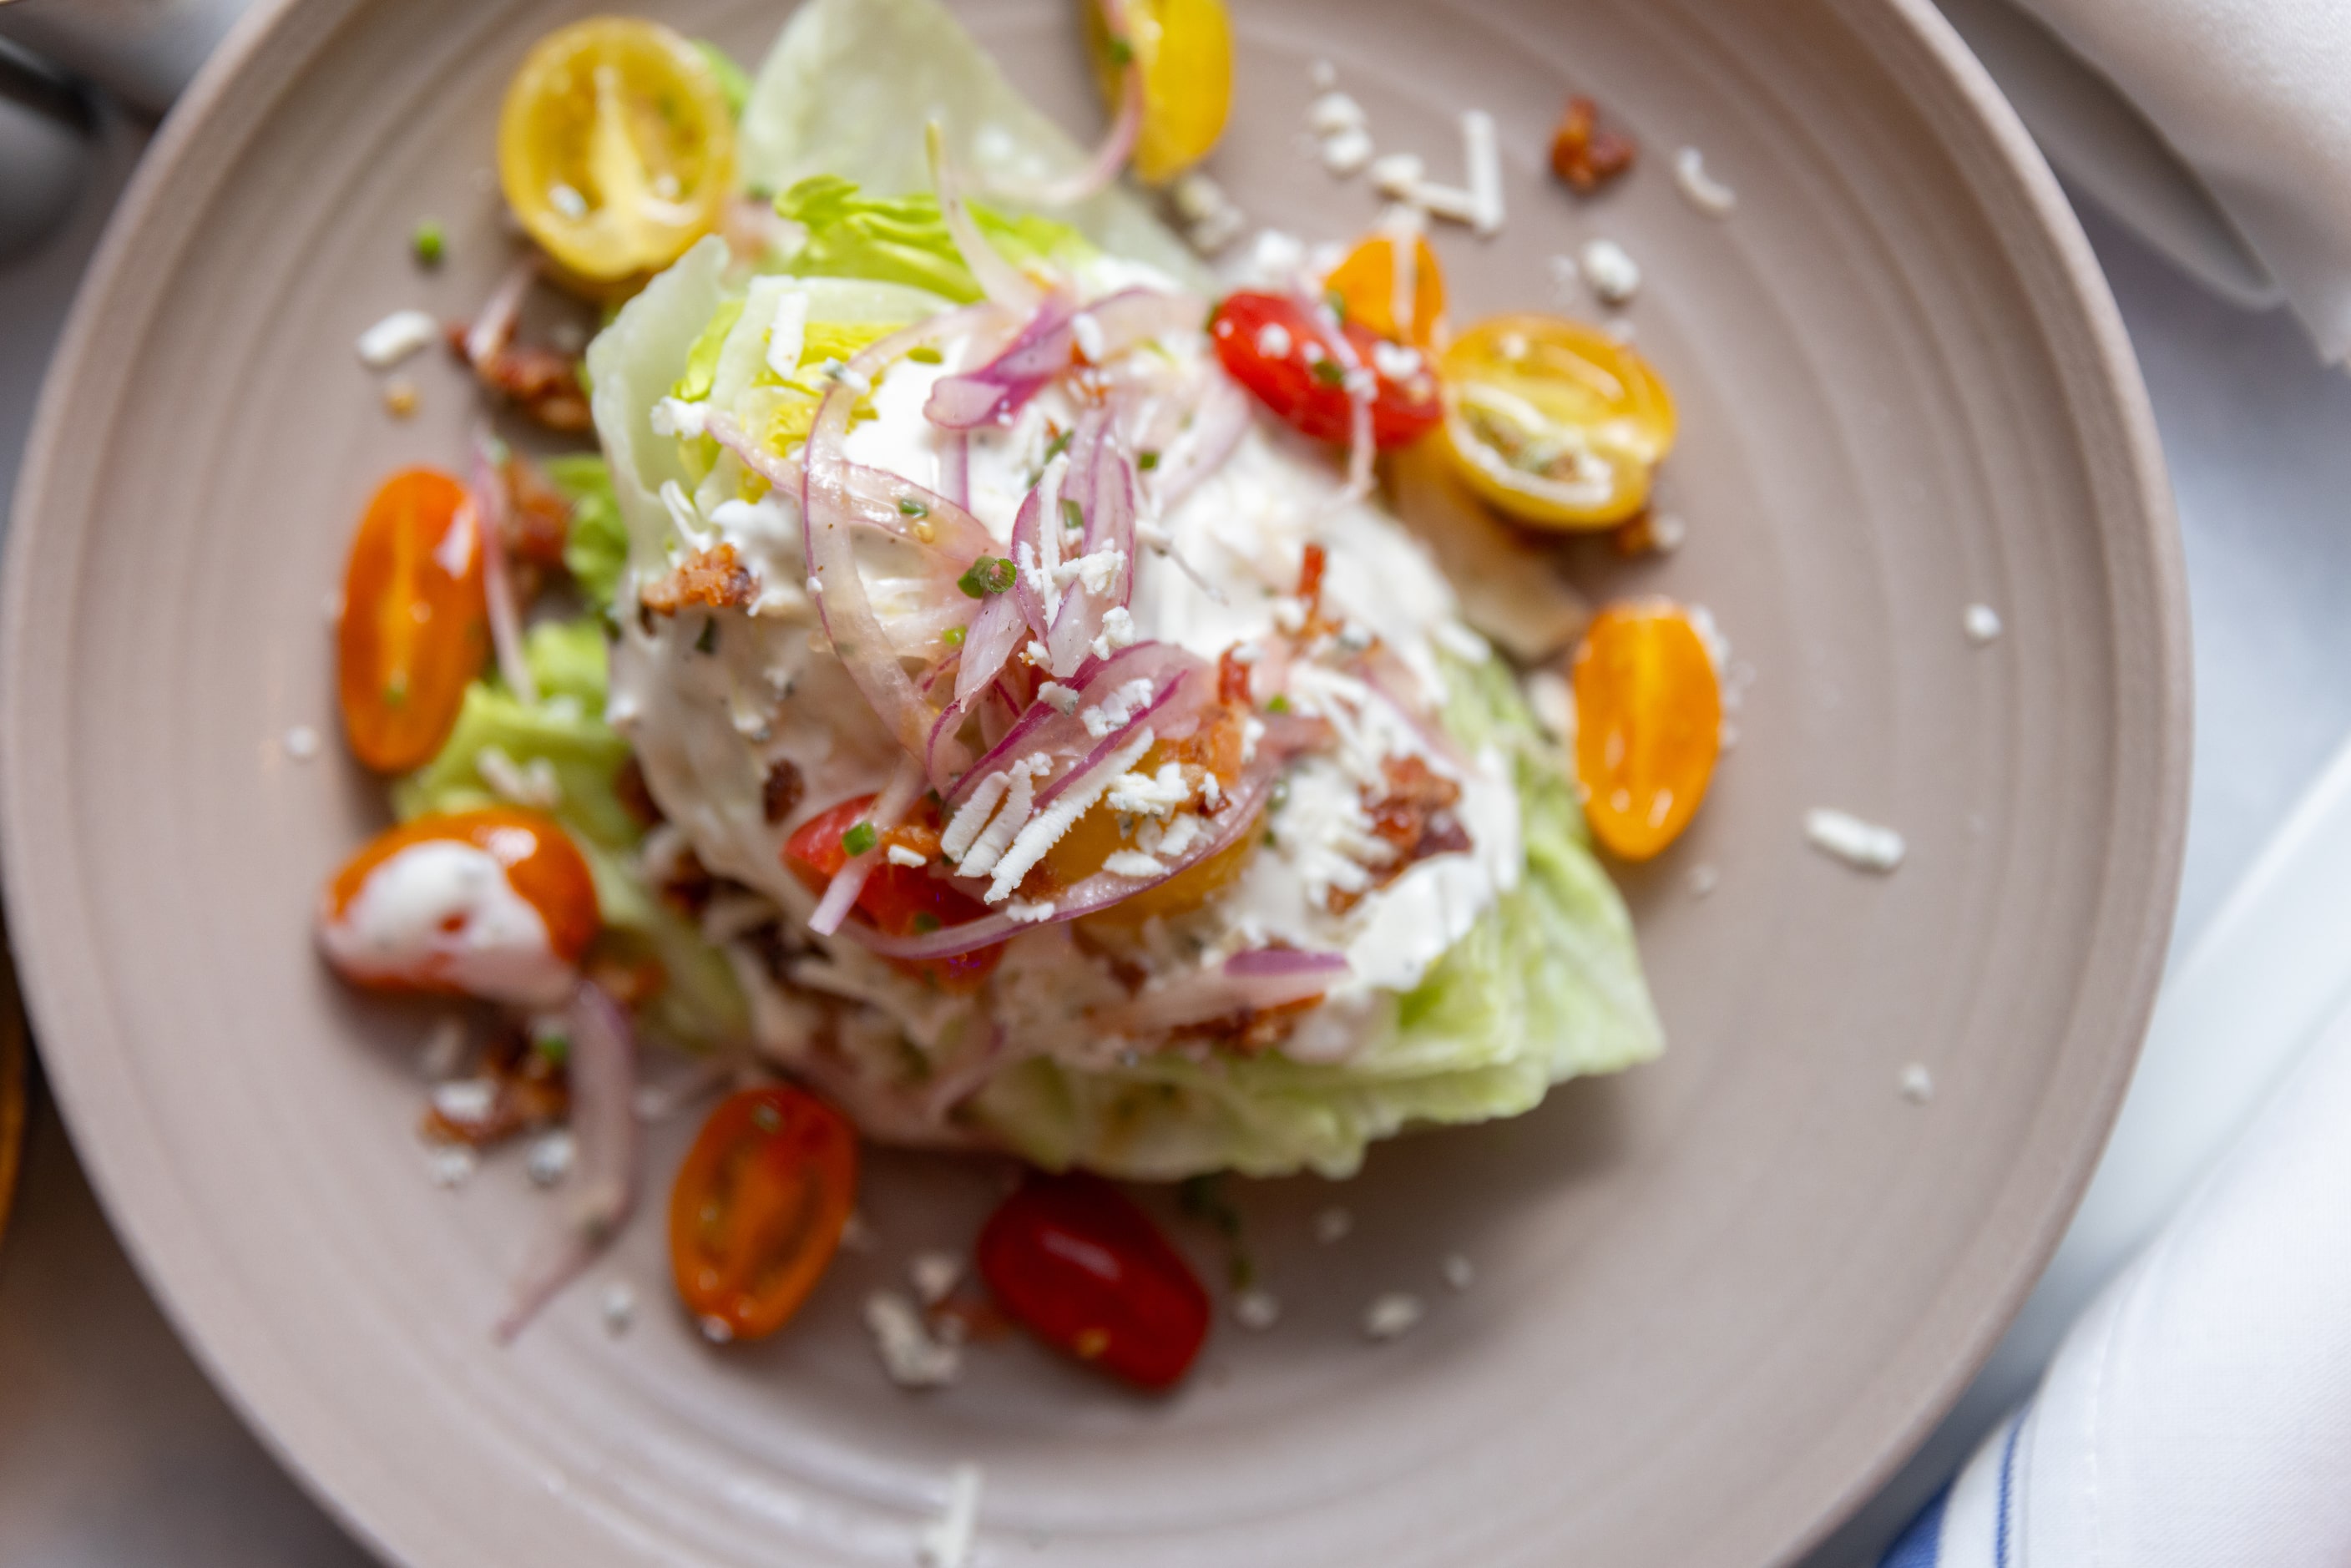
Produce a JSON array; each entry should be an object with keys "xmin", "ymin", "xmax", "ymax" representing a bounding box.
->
[
  {"xmin": 445, "ymin": 322, "xmax": 592, "ymax": 432},
  {"xmin": 614, "ymin": 755, "xmax": 663, "ymax": 827},
  {"xmin": 1172, "ymin": 996, "xmax": 1320, "ymax": 1055},
  {"xmin": 761, "ymin": 757, "xmax": 806, "ymax": 825},
  {"xmin": 1549, "ymin": 96, "xmax": 1637, "ymax": 194},
  {"xmin": 640, "ymin": 543, "xmax": 756, "ymax": 615},
  {"xmin": 421, "ymin": 1023, "xmax": 569, "ymax": 1147},
  {"xmin": 1329, "ymin": 755, "xmax": 1473, "ymax": 914},
  {"xmin": 501, "ymin": 452, "xmax": 574, "ymax": 569}
]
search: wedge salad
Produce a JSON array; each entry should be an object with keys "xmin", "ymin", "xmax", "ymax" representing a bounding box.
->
[{"xmin": 317, "ymin": 0, "xmax": 1727, "ymax": 1385}]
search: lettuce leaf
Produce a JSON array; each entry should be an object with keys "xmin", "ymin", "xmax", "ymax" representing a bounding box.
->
[
  {"xmin": 738, "ymin": 0, "xmax": 1209, "ymax": 291},
  {"xmin": 774, "ymin": 175, "xmax": 1095, "ymax": 304},
  {"xmin": 967, "ymin": 657, "xmax": 1663, "ymax": 1180},
  {"xmin": 392, "ymin": 616, "xmax": 749, "ymax": 1050},
  {"xmin": 544, "ymin": 453, "xmax": 628, "ymax": 614}
]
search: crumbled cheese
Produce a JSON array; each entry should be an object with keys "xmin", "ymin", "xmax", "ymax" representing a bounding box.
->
[
  {"xmin": 426, "ymin": 1145, "xmax": 477, "ymax": 1190},
  {"xmin": 1233, "ymin": 1288, "xmax": 1282, "ymax": 1330},
  {"xmin": 1805, "ymin": 808, "xmax": 1906, "ymax": 873},
  {"xmin": 1443, "ymin": 1254, "xmax": 1475, "ymax": 1292},
  {"xmin": 1241, "ymin": 717, "xmax": 1266, "ymax": 765},
  {"xmin": 1024, "ymin": 639, "xmax": 1051, "ymax": 666},
  {"xmin": 1688, "ymin": 862, "xmax": 1720, "ymax": 898},
  {"xmin": 917, "ymin": 1463, "xmax": 984, "ymax": 1568},
  {"xmin": 1004, "ymin": 898, "xmax": 1058, "ymax": 923},
  {"xmin": 1369, "ymin": 340, "xmax": 1423, "ymax": 381},
  {"xmin": 430, "ymin": 1078, "xmax": 498, "ymax": 1125},
  {"xmin": 1106, "ymin": 761, "xmax": 1192, "ymax": 817},
  {"xmin": 1370, "ymin": 152, "xmax": 1425, "ymax": 200},
  {"xmin": 648, "ymin": 395, "xmax": 710, "ymax": 439},
  {"xmin": 1037, "ymin": 682, "xmax": 1080, "ymax": 716},
  {"xmin": 1309, "ymin": 91, "xmax": 1368, "ymax": 136},
  {"xmin": 886, "ymin": 844, "xmax": 928, "ymax": 868},
  {"xmin": 1138, "ymin": 809, "xmax": 1206, "ymax": 862},
  {"xmin": 1255, "ymin": 321, "xmax": 1294, "ymax": 359},
  {"xmin": 1321, "ymin": 128, "xmax": 1375, "ymax": 177},
  {"xmin": 1579, "ymin": 237, "xmax": 1642, "ymax": 306},
  {"xmin": 1104, "ymin": 850, "xmax": 1167, "ymax": 878},
  {"xmin": 1674, "ymin": 147, "xmax": 1737, "ymax": 215},
  {"xmin": 954, "ymin": 767, "xmax": 1034, "ymax": 880},
  {"xmin": 1964, "ymin": 604, "xmax": 2004, "ymax": 645},
  {"xmin": 1071, "ymin": 311, "xmax": 1107, "ymax": 363},
  {"xmin": 1091, "ymin": 605, "xmax": 1139, "ymax": 660},
  {"xmin": 600, "ymin": 1282, "xmax": 635, "ymax": 1335},
  {"xmin": 283, "ymin": 724, "xmax": 321, "ymax": 761},
  {"xmin": 1363, "ymin": 1292, "xmax": 1425, "ymax": 1340},
  {"xmin": 865, "ymin": 1290, "xmax": 961, "ymax": 1387},
  {"xmin": 1899, "ymin": 1063, "xmax": 1936, "ymax": 1104},
  {"xmin": 1080, "ymin": 678, "xmax": 1157, "ymax": 740},
  {"xmin": 987, "ymin": 728, "xmax": 1156, "ymax": 901},
  {"xmin": 1186, "ymin": 206, "xmax": 1246, "ymax": 255},
  {"xmin": 1053, "ymin": 544, "xmax": 1126, "ymax": 598},
  {"xmin": 940, "ymin": 771, "xmax": 1009, "ymax": 861},
  {"xmin": 1461, "ymin": 109, "xmax": 1504, "ymax": 235},
  {"xmin": 476, "ymin": 746, "xmax": 563, "ymax": 810},
  {"xmin": 1170, "ymin": 169, "xmax": 1231, "ymax": 224},
  {"xmin": 525, "ymin": 1129, "xmax": 576, "ymax": 1186},
  {"xmin": 1314, "ymin": 1206, "xmax": 1353, "ymax": 1244},
  {"xmin": 908, "ymin": 1251, "xmax": 964, "ymax": 1306},
  {"xmin": 356, "ymin": 308, "xmax": 438, "ymax": 368}
]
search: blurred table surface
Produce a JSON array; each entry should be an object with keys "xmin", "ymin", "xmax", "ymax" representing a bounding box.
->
[{"xmin": 8, "ymin": 72, "xmax": 2351, "ymax": 1568}]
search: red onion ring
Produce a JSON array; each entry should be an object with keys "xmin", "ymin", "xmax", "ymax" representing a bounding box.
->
[
  {"xmin": 943, "ymin": 640, "xmax": 1206, "ymax": 811},
  {"xmin": 925, "ymin": 288, "xmax": 1206, "ymax": 432},
  {"xmin": 927, "ymin": 120, "xmax": 1046, "ymax": 316},
  {"xmin": 466, "ymin": 429, "xmax": 537, "ymax": 706},
  {"xmin": 493, "ymin": 981, "xmax": 638, "ymax": 1343},
  {"xmin": 983, "ymin": 0, "xmax": 1145, "ymax": 209}
]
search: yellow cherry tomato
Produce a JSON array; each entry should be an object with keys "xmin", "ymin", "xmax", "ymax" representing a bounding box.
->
[
  {"xmin": 1439, "ymin": 314, "xmax": 1676, "ymax": 529},
  {"xmin": 1324, "ymin": 231, "xmax": 1446, "ymax": 346},
  {"xmin": 1570, "ymin": 601, "xmax": 1721, "ymax": 861},
  {"xmin": 498, "ymin": 18, "xmax": 736, "ymax": 283},
  {"xmin": 1086, "ymin": 0, "xmax": 1233, "ymax": 185}
]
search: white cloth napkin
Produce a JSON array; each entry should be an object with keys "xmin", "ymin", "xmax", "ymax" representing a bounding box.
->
[
  {"xmin": 1883, "ymin": 986, "xmax": 2351, "ymax": 1565},
  {"xmin": 2005, "ymin": 0, "xmax": 2351, "ymax": 360}
]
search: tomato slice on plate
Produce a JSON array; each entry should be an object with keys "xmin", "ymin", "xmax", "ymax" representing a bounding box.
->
[
  {"xmin": 670, "ymin": 1085, "xmax": 858, "ymax": 1342},
  {"xmin": 498, "ymin": 18, "xmax": 736, "ymax": 283},
  {"xmin": 336, "ymin": 468, "xmax": 488, "ymax": 773},
  {"xmin": 1571, "ymin": 599, "xmax": 1722, "ymax": 860},
  {"xmin": 1209, "ymin": 291, "xmax": 1442, "ymax": 449},
  {"xmin": 978, "ymin": 1171, "xmax": 1211, "ymax": 1390},
  {"xmin": 783, "ymin": 795, "xmax": 1004, "ymax": 990}
]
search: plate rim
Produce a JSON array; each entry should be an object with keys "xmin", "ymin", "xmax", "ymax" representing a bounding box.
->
[{"xmin": 0, "ymin": 0, "xmax": 2191, "ymax": 1561}]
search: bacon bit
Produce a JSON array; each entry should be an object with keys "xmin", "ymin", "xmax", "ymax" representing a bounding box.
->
[
  {"xmin": 1330, "ymin": 756, "xmax": 1471, "ymax": 913},
  {"xmin": 584, "ymin": 934, "xmax": 669, "ymax": 1010},
  {"xmin": 445, "ymin": 321, "xmax": 592, "ymax": 432},
  {"xmin": 761, "ymin": 758, "xmax": 806, "ymax": 825},
  {"xmin": 1609, "ymin": 513, "xmax": 1662, "ymax": 557},
  {"xmin": 1296, "ymin": 542, "xmax": 1327, "ymax": 612},
  {"xmin": 1174, "ymin": 996, "xmax": 1322, "ymax": 1055},
  {"xmin": 656, "ymin": 843, "xmax": 718, "ymax": 919},
  {"xmin": 640, "ymin": 543, "xmax": 756, "ymax": 615},
  {"xmin": 881, "ymin": 820, "xmax": 943, "ymax": 859},
  {"xmin": 1550, "ymin": 96, "xmax": 1637, "ymax": 195},
  {"xmin": 615, "ymin": 756, "xmax": 663, "ymax": 827},
  {"xmin": 929, "ymin": 1291, "xmax": 1016, "ymax": 1343},
  {"xmin": 1217, "ymin": 645, "xmax": 1255, "ymax": 706},
  {"xmin": 421, "ymin": 1023, "xmax": 569, "ymax": 1147},
  {"xmin": 502, "ymin": 453, "xmax": 574, "ymax": 569}
]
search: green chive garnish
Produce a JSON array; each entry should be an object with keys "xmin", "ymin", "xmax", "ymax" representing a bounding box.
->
[
  {"xmin": 898, "ymin": 495, "xmax": 929, "ymax": 517},
  {"xmin": 412, "ymin": 220, "xmax": 445, "ymax": 266},
  {"xmin": 1060, "ymin": 498, "xmax": 1085, "ymax": 532},
  {"xmin": 1138, "ymin": 449, "xmax": 1160, "ymax": 471},
  {"xmin": 958, "ymin": 556, "xmax": 1017, "ymax": 598},
  {"xmin": 842, "ymin": 822, "xmax": 877, "ymax": 856},
  {"xmin": 1311, "ymin": 358, "xmax": 1347, "ymax": 387},
  {"xmin": 942, "ymin": 625, "xmax": 966, "ymax": 647},
  {"xmin": 906, "ymin": 345, "xmax": 944, "ymax": 364}
]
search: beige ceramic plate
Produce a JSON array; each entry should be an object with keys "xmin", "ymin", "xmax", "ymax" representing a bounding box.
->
[{"xmin": 0, "ymin": 0, "xmax": 2186, "ymax": 1562}]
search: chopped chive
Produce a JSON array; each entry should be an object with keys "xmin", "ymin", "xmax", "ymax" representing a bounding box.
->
[
  {"xmin": 1262, "ymin": 830, "xmax": 1277, "ymax": 847},
  {"xmin": 905, "ymin": 345, "xmax": 944, "ymax": 364},
  {"xmin": 1266, "ymin": 694, "xmax": 1292, "ymax": 714},
  {"xmin": 1108, "ymin": 37, "xmax": 1135, "ymax": 66},
  {"xmin": 942, "ymin": 625, "xmax": 966, "ymax": 647},
  {"xmin": 1310, "ymin": 358, "xmax": 1347, "ymax": 387},
  {"xmin": 911, "ymin": 911, "xmax": 943, "ymax": 933},
  {"xmin": 533, "ymin": 1032, "xmax": 569, "ymax": 1065},
  {"xmin": 958, "ymin": 556, "xmax": 1017, "ymax": 598},
  {"xmin": 1042, "ymin": 427, "xmax": 1073, "ymax": 463},
  {"xmin": 412, "ymin": 220, "xmax": 446, "ymax": 266},
  {"xmin": 897, "ymin": 495, "xmax": 929, "ymax": 517},
  {"xmin": 1060, "ymin": 498, "xmax": 1085, "ymax": 533},
  {"xmin": 1137, "ymin": 449, "xmax": 1160, "ymax": 471},
  {"xmin": 1323, "ymin": 286, "xmax": 1347, "ymax": 324},
  {"xmin": 695, "ymin": 616, "xmax": 719, "ymax": 655},
  {"xmin": 842, "ymin": 822, "xmax": 877, "ymax": 857}
]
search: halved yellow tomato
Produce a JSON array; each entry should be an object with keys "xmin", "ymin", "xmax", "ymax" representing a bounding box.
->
[
  {"xmin": 1438, "ymin": 314, "xmax": 1676, "ymax": 529},
  {"xmin": 1324, "ymin": 231, "xmax": 1445, "ymax": 347},
  {"xmin": 1084, "ymin": 0, "xmax": 1233, "ymax": 185},
  {"xmin": 1570, "ymin": 601, "xmax": 1721, "ymax": 860},
  {"xmin": 498, "ymin": 18, "xmax": 736, "ymax": 283}
]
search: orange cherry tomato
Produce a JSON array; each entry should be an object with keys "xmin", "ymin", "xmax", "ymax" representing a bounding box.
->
[
  {"xmin": 1323, "ymin": 231, "xmax": 1445, "ymax": 347},
  {"xmin": 336, "ymin": 468, "xmax": 489, "ymax": 772},
  {"xmin": 1571, "ymin": 601, "xmax": 1722, "ymax": 860},
  {"xmin": 783, "ymin": 794, "xmax": 1004, "ymax": 991},
  {"xmin": 318, "ymin": 808, "xmax": 601, "ymax": 1004},
  {"xmin": 669, "ymin": 1085, "xmax": 858, "ymax": 1342}
]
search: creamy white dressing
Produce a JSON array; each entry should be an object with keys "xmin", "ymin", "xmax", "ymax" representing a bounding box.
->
[
  {"xmin": 607, "ymin": 260, "xmax": 1522, "ymax": 1083},
  {"xmin": 320, "ymin": 840, "xmax": 575, "ymax": 1007}
]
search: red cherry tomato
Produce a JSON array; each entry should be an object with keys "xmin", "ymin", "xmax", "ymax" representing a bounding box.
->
[
  {"xmin": 337, "ymin": 468, "xmax": 490, "ymax": 772},
  {"xmin": 977, "ymin": 1171, "xmax": 1211, "ymax": 1390},
  {"xmin": 1208, "ymin": 291, "xmax": 1441, "ymax": 449},
  {"xmin": 783, "ymin": 795, "xmax": 1004, "ymax": 990},
  {"xmin": 669, "ymin": 1085, "xmax": 858, "ymax": 1342}
]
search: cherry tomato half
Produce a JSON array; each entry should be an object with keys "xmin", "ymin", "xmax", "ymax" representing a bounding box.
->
[
  {"xmin": 1084, "ymin": 0, "xmax": 1234, "ymax": 185},
  {"xmin": 1438, "ymin": 313, "xmax": 1677, "ymax": 529},
  {"xmin": 784, "ymin": 796, "xmax": 1004, "ymax": 990},
  {"xmin": 1570, "ymin": 600, "xmax": 1722, "ymax": 860},
  {"xmin": 670, "ymin": 1085, "xmax": 858, "ymax": 1342},
  {"xmin": 336, "ymin": 468, "xmax": 488, "ymax": 773},
  {"xmin": 978, "ymin": 1171, "xmax": 1210, "ymax": 1389},
  {"xmin": 498, "ymin": 18, "xmax": 736, "ymax": 283},
  {"xmin": 318, "ymin": 807, "xmax": 600, "ymax": 1006},
  {"xmin": 1322, "ymin": 230, "xmax": 1445, "ymax": 348},
  {"xmin": 1209, "ymin": 291, "xmax": 1442, "ymax": 449}
]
